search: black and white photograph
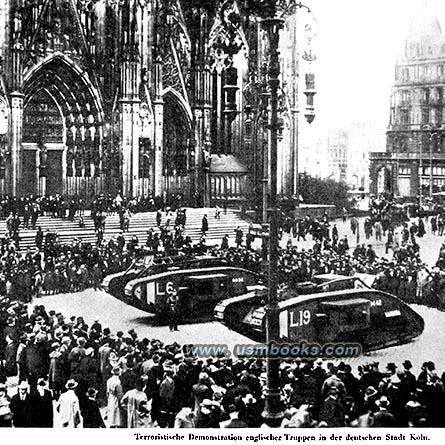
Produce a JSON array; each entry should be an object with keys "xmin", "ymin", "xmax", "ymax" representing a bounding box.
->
[{"xmin": 1, "ymin": 0, "xmax": 445, "ymax": 441}]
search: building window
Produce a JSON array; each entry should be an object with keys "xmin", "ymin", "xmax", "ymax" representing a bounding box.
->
[
  {"xmin": 422, "ymin": 109, "xmax": 430, "ymax": 124},
  {"xmin": 438, "ymin": 65, "xmax": 444, "ymax": 78},
  {"xmin": 402, "ymin": 90, "xmax": 410, "ymax": 104},
  {"xmin": 399, "ymin": 166, "xmax": 411, "ymax": 175},
  {"xmin": 436, "ymin": 108, "xmax": 443, "ymax": 127},
  {"xmin": 400, "ymin": 109, "xmax": 410, "ymax": 125},
  {"xmin": 402, "ymin": 68, "xmax": 409, "ymax": 82},
  {"xmin": 423, "ymin": 88, "xmax": 430, "ymax": 104}
]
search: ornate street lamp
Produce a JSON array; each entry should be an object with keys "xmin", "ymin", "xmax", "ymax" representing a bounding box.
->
[
  {"xmin": 241, "ymin": 0, "xmax": 311, "ymax": 427},
  {"xmin": 243, "ymin": 65, "xmax": 269, "ymax": 222}
]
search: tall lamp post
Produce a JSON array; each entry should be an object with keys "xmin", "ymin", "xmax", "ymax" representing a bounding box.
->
[{"xmin": 242, "ymin": 0, "xmax": 312, "ymax": 426}]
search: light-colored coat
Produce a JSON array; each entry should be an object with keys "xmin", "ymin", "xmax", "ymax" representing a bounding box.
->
[
  {"xmin": 57, "ymin": 389, "xmax": 82, "ymax": 428},
  {"xmin": 122, "ymin": 388, "xmax": 148, "ymax": 428},
  {"xmin": 107, "ymin": 375, "xmax": 124, "ymax": 427}
]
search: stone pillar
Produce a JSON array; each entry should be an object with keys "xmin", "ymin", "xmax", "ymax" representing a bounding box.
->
[
  {"xmin": 153, "ymin": 57, "xmax": 163, "ymax": 198},
  {"xmin": 369, "ymin": 162, "xmax": 377, "ymax": 196},
  {"xmin": 120, "ymin": 97, "xmax": 140, "ymax": 197},
  {"xmin": 193, "ymin": 107, "xmax": 203, "ymax": 197},
  {"xmin": 9, "ymin": 92, "xmax": 23, "ymax": 196},
  {"xmin": 202, "ymin": 65, "xmax": 212, "ymax": 206},
  {"xmin": 411, "ymin": 160, "xmax": 420, "ymax": 198}
]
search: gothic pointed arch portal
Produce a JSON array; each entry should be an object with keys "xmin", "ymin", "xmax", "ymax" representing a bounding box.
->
[
  {"xmin": 162, "ymin": 90, "xmax": 193, "ymax": 199},
  {"xmin": 22, "ymin": 55, "xmax": 104, "ymax": 197}
]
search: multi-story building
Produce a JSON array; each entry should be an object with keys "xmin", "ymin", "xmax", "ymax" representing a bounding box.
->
[
  {"xmin": 370, "ymin": 2, "xmax": 445, "ymax": 197},
  {"xmin": 303, "ymin": 123, "xmax": 382, "ymax": 191},
  {"xmin": 326, "ymin": 129, "xmax": 348, "ymax": 183},
  {"xmin": 346, "ymin": 123, "xmax": 384, "ymax": 192}
]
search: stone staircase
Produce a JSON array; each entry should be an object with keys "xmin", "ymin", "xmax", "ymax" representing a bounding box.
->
[{"xmin": 4, "ymin": 208, "xmax": 254, "ymax": 251}]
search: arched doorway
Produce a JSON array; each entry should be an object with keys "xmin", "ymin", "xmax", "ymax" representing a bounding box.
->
[
  {"xmin": 23, "ymin": 89, "xmax": 64, "ymax": 196},
  {"xmin": 22, "ymin": 55, "xmax": 103, "ymax": 197},
  {"xmin": 162, "ymin": 92, "xmax": 193, "ymax": 199}
]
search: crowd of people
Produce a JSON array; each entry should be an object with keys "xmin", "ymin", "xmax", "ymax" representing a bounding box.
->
[
  {"xmin": 0, "ymin": 200, "xmax": 223, "ymax": 303},
  {"xmin": 1, "ymin": 191, "xmax": 445, "ymax": 428},
  {"xmin": 0, "ymin": 192, "xmax": 198, "ymax": 222},
  {"xmin": 1, "ymin": 194, "xmax": 443, "ymax": 312},
  {"xmin": 1, "ymin": 298, "xmax": 445, "ymax": 428}
]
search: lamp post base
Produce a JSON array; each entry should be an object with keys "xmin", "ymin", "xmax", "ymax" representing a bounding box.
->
[{"xmin": 262, "ymin": 387, "xmax": 284, "ymax": 427}]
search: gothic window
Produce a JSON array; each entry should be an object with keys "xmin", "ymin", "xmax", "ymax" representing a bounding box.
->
[
  {"xmin": 23, "ymin": 90, "xmax": 64, "ymax": 143},
  {"xmin": 139, "ymin": 138, "xmax": 152, "ymax": 178},
  {"xmin": 162, "ymin": 95, "xmax": 192, "ymax": 177}
]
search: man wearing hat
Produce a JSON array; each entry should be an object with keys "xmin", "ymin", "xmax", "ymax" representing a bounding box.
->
[
  {"xmin": 57, "ymin": 379, "xmax": 82, "ymax": 428},
  {"xmin": 321, "ymin": 366, "xmax": 346, "ymax": 399},
  {"xmin": 371, "ymin": 396, "xmax": 395, "ymax": 427},
  {"xmin": 69, "ymin": 337, "xmax": 87, "ymax": 375},
  {"xmin": 196, "ymin": 399, "xmax": 221, "ymax": 428},
  {"xmin": 29, "ymin": 378, "xmax": 53, "ymax": 427},
  {"xmin": 107, "ymin": 367, "xmax": 125, "ymax": 428},
  {"xmin": 386, "ymin": 362, "xmax": 398, "ymax": 376},
  {"xmin": 3, "ymin": 332, "xmax": 16, "ymax": 378},
  {"xmin": 80, "ymin": 388, "xmax": 105, "ymax": 428},
  {"xmin": 318, "ymin": 387, "xmax": 345, "ymax": 427},
  {"xmin": 121, "ymin": 379, "xmax": 149, "ymax": 428},
  {"xmin": 402, "ymin": 360, "xmax": 416, "ymax": 394},
  {"xmin": 174, "ymin": 404, "xmax": 196, "ymax": 428},
  {"xmin": 220, "ymin": 398, "xmax": 248, "ymax": 428},
  {"xmin": 364, "ymin": 386, "xmax": 378, "ymax": 403},
  {"xmin": 156, "ymin": 362, "xmax": 176, "ymax": 427},
  {"xmin": 192, "ymin": 372, "xmax": 213, "ymax": 414},
  {"xmin": 10, "ymin": 381, "xmax": 33, "ymax": 427},
  {"xmin": 16, "ymin": 334, "xmax": 28, "ymax": 383},
  {"xmin": 90, "ymin": 319, "xmax": 102, "ymax": 335}
]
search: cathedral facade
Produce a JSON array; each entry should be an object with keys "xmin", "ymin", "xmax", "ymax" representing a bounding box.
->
[{"xmin": 0, "ymin": 0, "xmax": 310, "ymax": 204}]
